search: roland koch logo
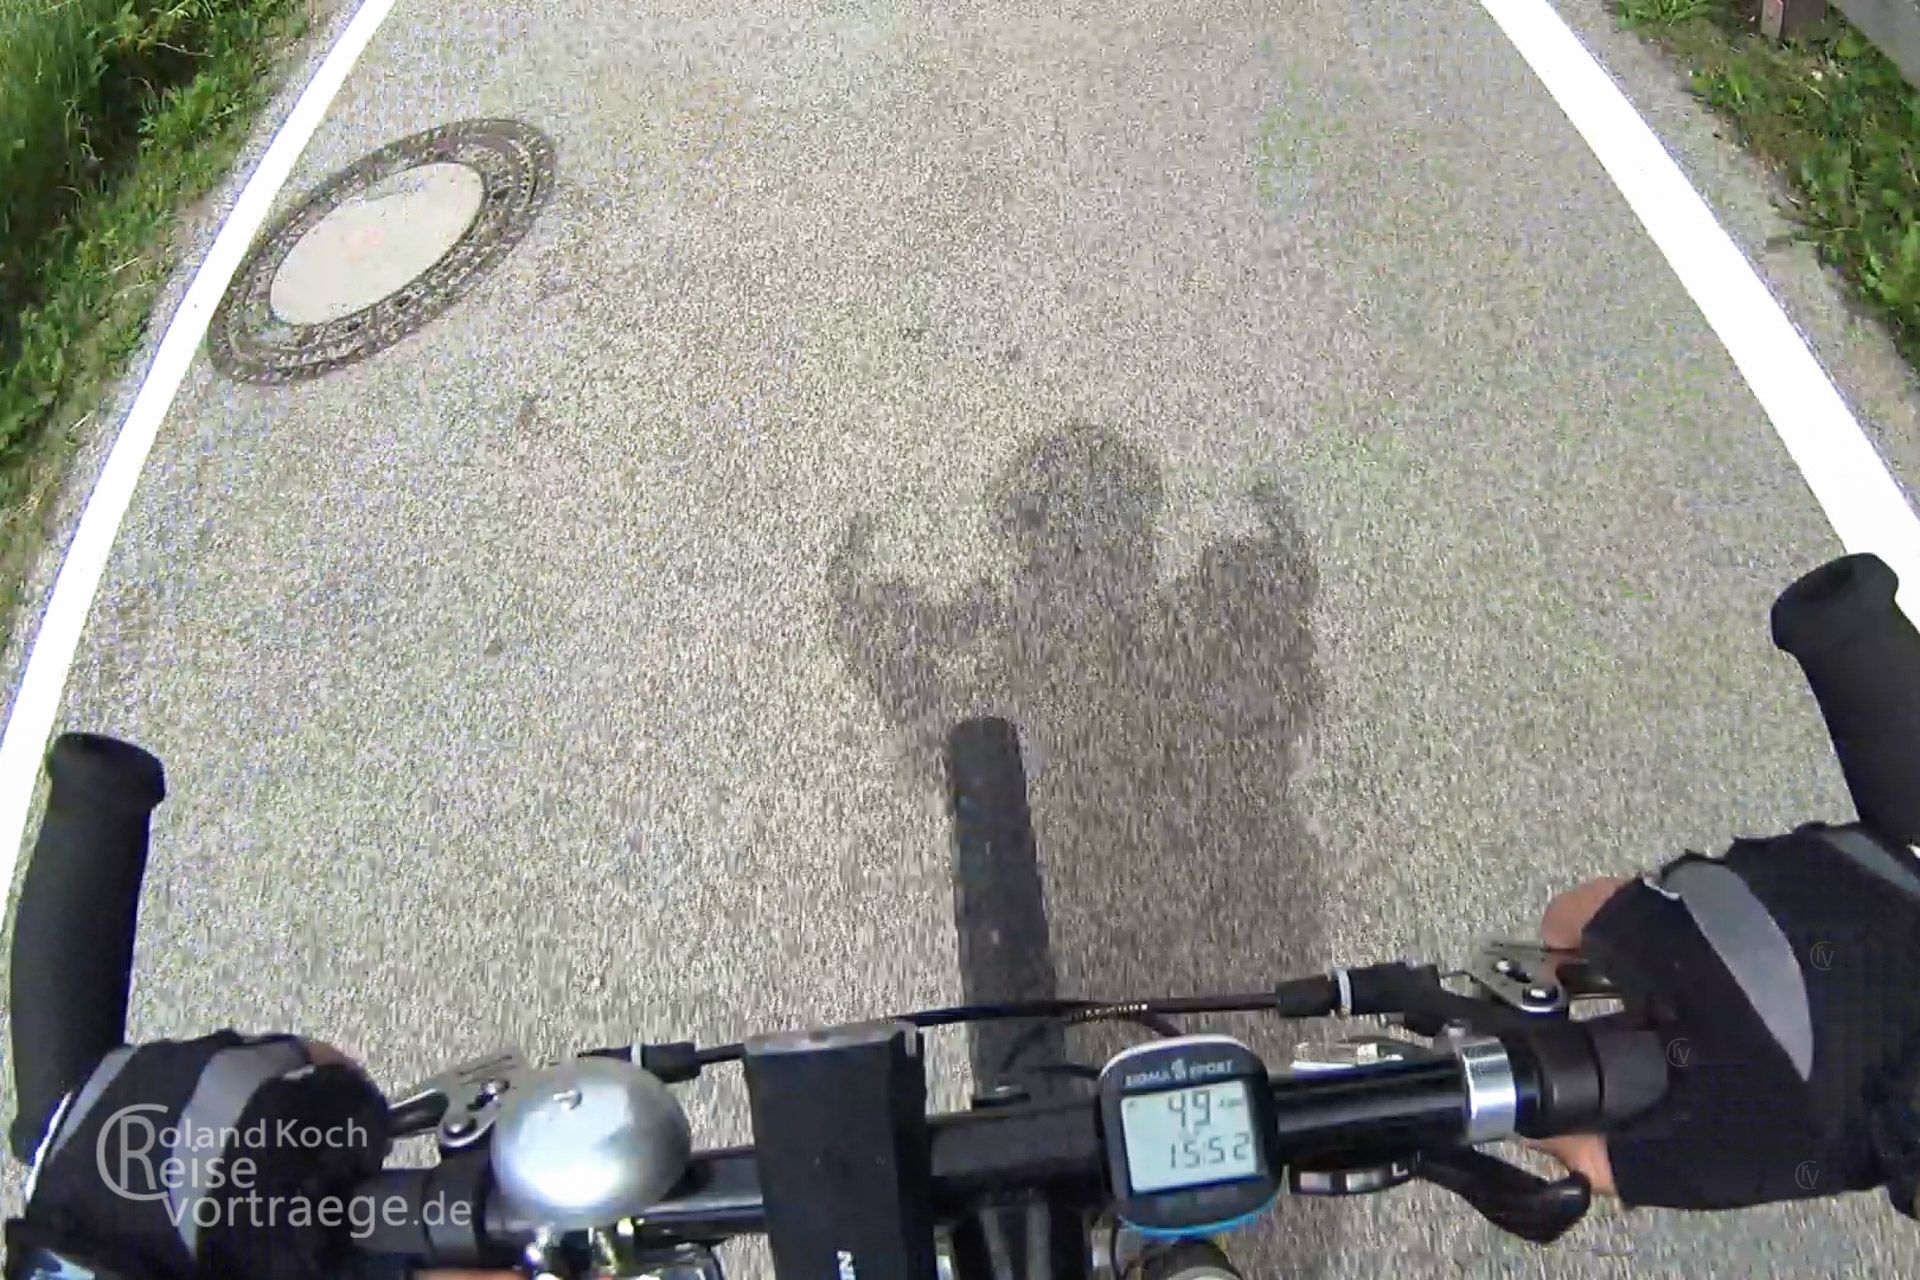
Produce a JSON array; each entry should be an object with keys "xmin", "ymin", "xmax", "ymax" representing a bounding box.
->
[
  {"xmin": 95, "ymin": 1104, "xmax": 366, "ymax": 1203},
  {"xmin": 92, "ymin": 1104, "xmax": 469, "ymax": 1236}
]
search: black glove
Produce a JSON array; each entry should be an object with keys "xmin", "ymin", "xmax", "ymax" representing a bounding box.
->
[
  {"xmin": 1580, "ymin": 823, "xmax": 1920, "ymax": 1211},
  {"xmin": 6, "ymin": 1033, "xmax": 390, "ymax": 1280}
]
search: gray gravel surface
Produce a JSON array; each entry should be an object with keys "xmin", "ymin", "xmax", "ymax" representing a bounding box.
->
[{"xmin": 7, "ymin": 0, "xmax": 1920, "ymax": 1275}]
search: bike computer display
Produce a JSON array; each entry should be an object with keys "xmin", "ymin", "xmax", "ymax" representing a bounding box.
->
[{"xmin": 1097, "ymin": 1035, "xmax": 1279, "ymax": 1236}]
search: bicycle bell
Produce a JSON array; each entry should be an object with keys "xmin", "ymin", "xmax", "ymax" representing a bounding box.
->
[{"xmin": 490, "ymin": 1056, "xmax": 693, "ymax": 1229}]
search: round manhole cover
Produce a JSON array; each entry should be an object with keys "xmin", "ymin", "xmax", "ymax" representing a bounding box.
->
[
  {"xmin": 210, "ymin": 119, "xmax": 554, "ymax": 383},
  {"xmin": 269, "ymin": 163, "xmax": 486, "ymax": 325}
]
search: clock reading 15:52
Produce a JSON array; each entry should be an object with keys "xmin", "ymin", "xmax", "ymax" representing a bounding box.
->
[{"xmin": 1118, "ymin": 1081, "xmax": 1261, "ymax": 1194}]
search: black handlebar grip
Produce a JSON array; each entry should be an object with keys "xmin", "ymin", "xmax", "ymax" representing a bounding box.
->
[
  {"xmin": 8, "ymin": 733, "xmax": 165, "ymax": 1162},
  {"xmin": 1771, "ymin": 554, "xmax": 1920, "ymax": 846},
  {"xmin": 1585, "ymin": 1016, "xmax": 1667, "ymax": 1125}
]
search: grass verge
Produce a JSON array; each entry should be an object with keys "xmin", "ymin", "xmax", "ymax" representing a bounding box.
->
[
  {"xmin": 1615, "ymin": 0, "xmax": 1920, "ymax": 369},
  {"xmin": 0, "ymin": 0, "xmax": 307, "ymax": 644}
]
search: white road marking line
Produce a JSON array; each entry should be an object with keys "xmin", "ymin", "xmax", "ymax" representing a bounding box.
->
[
  {"xmin": 0, "ymin": 0, "xmax": 401, "ymax": 887},
  {"xmin": 1481, "ymin": 0, "xmax": 1920, "ymax": 603}
]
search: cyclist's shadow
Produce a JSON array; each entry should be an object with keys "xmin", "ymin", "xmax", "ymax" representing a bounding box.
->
[{"xmin": 829, "ymin": 421, "xmax": 1339, "ymax": 1271}]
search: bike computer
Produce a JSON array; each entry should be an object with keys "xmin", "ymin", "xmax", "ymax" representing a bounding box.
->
[{"xmin": 1096, "ymin": 1035, "xmax": 1280, "ymax": 1236}]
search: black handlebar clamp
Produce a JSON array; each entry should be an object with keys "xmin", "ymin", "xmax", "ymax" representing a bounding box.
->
[{"xmin": 745, "ymin": 1021, "xmax": 940, "ymax": 1280}]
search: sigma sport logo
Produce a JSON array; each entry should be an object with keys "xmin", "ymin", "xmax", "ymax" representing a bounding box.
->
[{"xmin": 1122, "ymin": 1058, "xmax": 1237, "ymax": 1089}]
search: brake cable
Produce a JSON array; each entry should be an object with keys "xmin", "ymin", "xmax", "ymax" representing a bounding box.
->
[{"xmin": 641, "ymin": 975, "xmax": 1351, "ymax": 1079}]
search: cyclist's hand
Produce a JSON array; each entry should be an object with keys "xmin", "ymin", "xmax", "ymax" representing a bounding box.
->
[
  {"xmin": 1533, "ymin": 826, "xmax": 1920, "ymax": 1213},
  {"xmin": 6, "ymin": 1034, "xmax": 389, "ymax": 1280}
]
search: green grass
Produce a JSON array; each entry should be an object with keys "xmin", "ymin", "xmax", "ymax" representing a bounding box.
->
[
  {"xmin": 1615, "ymin": 0, "xmax": 1920, "ymax": 368},
  {"xmin": 0, "ymin": 0, "xmax": 305, "ymax": 637}
]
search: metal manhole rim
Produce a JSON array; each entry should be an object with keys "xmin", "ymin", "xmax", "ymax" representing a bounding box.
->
[{"xmin": 209, "ymin": 118, "xmax": 555, "ymax": 385}]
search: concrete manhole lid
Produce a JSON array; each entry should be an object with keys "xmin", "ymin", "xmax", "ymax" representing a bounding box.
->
[{"xmin": 210, "ymin": 119, "xmax": 554, "ymax": 383}]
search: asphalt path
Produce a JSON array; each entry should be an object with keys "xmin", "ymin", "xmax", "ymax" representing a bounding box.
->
[{"xmin": 8, "ymin": 0, "xmax": 1920, "ymax": 1273}]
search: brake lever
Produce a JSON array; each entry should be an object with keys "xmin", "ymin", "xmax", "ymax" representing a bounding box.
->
[
  {"xmin": 1466, "ymin": 943, "xmax": 1618, "ymax": 1016},
  {"xmin": 389, "ymin": 1048, "xmax": 532, "ymax": 1148},
  {"xmin": 1415, "ymin": 1147, "xmax": 1591, "ymax": 1244},
  {"xmin": 1353, "ymin": 943, "xmax": 1627, "ymax": 1039}
]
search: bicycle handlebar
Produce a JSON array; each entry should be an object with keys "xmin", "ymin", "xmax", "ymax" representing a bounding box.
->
[
  {"xmin": 7, "ymin": 734, "xmax": 164, "ymax": 1162},
  {"xmin": 347, "ymin": 1045, "xmax": 1612, "ymax": 1270},
  {"xmin": 1772, "ymin": 553, "xmax": 1920, "ymax": 846}
]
